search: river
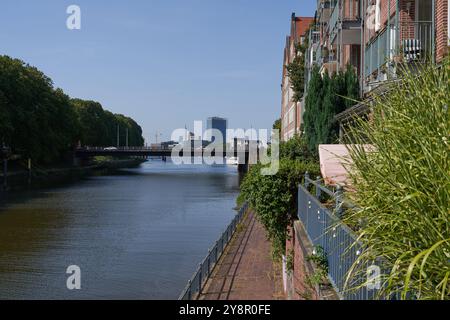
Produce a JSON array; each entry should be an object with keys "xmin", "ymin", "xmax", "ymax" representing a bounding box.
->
[{"xmin": 0, "ymin": 160, "xmax": 240, "ymax": 299}]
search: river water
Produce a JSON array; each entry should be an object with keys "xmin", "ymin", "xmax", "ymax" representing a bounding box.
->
[{"xmin": 0, "ymin": 160, "xmax": 240, "ymax": 299}]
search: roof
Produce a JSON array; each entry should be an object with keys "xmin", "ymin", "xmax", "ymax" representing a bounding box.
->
[{"xmin": 293, "ymin": 16, "xmax": 314, "ymax": 38}]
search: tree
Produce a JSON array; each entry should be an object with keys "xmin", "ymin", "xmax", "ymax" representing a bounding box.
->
[
  {"xmin": 0, "ymin": 55, "xmax": 145, "ymax": 163},
  {"xmin": 272, "ymin": 118, "xmax": 281, "ymax": 131},
  {"xmin": 286, "ymin": 41, "xmax": 309, "ymax": 102},
  {"xmin": 303, "ymin": 65, "xmax": 360, "ymax": 154}
]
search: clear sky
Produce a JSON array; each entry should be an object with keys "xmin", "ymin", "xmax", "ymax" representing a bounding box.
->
[{"xmin": 0, "ymin": 0, "xmax": 316, "ymax": 143}]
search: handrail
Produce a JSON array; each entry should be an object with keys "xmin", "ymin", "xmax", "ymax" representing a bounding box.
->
[
  {"xmin": 304, "ymin": 172, "xmax": 358, "ymax": 212},
  {"xmin": 178, "ymin": 202, "xmax": 249, "ymax": 300},
  {"xmin": 299, "ymin": 173, "xmax": 393, "ymax": 299}
]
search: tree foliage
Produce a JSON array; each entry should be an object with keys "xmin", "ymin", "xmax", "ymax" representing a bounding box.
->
[
  {"xmin": 272, "ymin": 118, "xmax": 281, "ymax": 131},
  {"xmin": 72, "ymin": 99, "xmax": 144, "ymax": 148},
  {"xmin": 303, "ymin": 65, "xmax": 359, "ymax": 154},
  {"xmin": 286, "ymin": 41, "xmax": 309, "ymax": 102},
  {"xmin": 0, "ymin": 55, "xmax": 144, "ymax": 164},
  {"xmin": 279, "ymin": 133, "xmax": 316, "ymax": 161},
  {"xmin": 240, "ymin": 159, "xmax": 320, "ymax": 258}
]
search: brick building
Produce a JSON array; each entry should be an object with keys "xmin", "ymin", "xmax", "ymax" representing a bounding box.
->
[
  {"xmin": 281, "ymin": 1, "xmax": 449, "ymax": 142},
  {"xmin": 336, "ymin": 0, "xmax": 449, "ymax": 135},
  {"xmin": 280, "ymin": 14, "xmax": 314, "ymax": 142},
  {"xmin": 281, "ymin": 0, "xmax": 448, "ymax": 300}
]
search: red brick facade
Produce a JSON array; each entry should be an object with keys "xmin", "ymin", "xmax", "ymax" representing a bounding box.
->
[
  {"xmin": 285, "ymin": 226, "xmax": 320, "ymax": 300},
  {"xmin": 365, "ymin": 1, "xmax": 448, "ymax": 62},
  {"xmin": 436, "ymin": 0, "xmax": 449, "ymax": 62},
  {"xmin": 280, "ymin": 14, "xmax": 314, "ymax": 141}
]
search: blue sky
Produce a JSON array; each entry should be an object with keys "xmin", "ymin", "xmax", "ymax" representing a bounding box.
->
[{"xmin": 0, "ymin": 0, "xmax": 316, "ymax": 143}]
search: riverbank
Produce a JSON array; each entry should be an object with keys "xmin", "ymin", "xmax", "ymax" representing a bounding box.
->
[
  {"xmin": 198, "ymin": 210, "xmax": 284, "ymax": 300},
  {"xmin": 0, "ymin": 158, "xmax": 147, "ymax": 191}
]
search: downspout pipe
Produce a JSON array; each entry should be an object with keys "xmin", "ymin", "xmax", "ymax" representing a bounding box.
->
[{"xmin": 432, "ymin": 0, "xmax": 436, "ymax": 63}]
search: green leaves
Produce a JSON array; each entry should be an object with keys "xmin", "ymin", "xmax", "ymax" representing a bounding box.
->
[
  {"xmin": 0, "ymin": 55, "xmax": 145, "ymax": 164},
  {"xmin": 344, "ymin": 59, "xmax": 450, "ymax": 300},
  {"xmin": 240, "ymin": 159, "xmax": 320, "ymax": 259},
  {"xmin": 303, "ymin": 64, "xmax": 360, "ymax": 154}
]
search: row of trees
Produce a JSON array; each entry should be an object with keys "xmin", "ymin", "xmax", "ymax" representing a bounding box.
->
[
  {"xmin": 0, "ymin": 55, "xmax": 144, "ymax": 164},
  {"xmin": 303, "ymin": 65, "xmax": 359, "ymax": 154},
  {"xmin": 72, "ymin": 99, "xmax": 144, "ymax": 148}
]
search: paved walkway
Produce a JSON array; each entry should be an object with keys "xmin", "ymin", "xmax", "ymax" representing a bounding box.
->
[{"xmin": 198, "ymin": 211, "xmax": 284, "ymax": 300}]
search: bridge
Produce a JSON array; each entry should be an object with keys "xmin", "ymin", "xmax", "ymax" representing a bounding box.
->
[{"xmin": 74, "ymin": 146, "xmax": 257, "ymax": 173}]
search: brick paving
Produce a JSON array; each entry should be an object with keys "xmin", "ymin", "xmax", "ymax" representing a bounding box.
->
[{"xmin": 198, "ymin": 211, "xmax": 285, "ymax": 300}]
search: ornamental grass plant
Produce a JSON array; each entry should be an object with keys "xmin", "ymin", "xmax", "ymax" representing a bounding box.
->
[{"xmin": 343, "ymin": 59, "xmax": 450, "ymax": 300}]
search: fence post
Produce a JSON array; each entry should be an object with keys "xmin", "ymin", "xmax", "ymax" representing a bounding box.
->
[
  {"xmin": 305, "ymin": 171, "xmax": 310, "ymax": 189},
  {"xmin": 315, "ymin": 176, "xmax": 322, "ymax": 199},
  {"xmin": 198, "ymin": 263, "xmax": 203, "ymax": 295},
  {"xmin": 188, "ymin": 280, "xmax": 192, "ymax": 300},
  {"xmin": 207, "ymin": 250, "xmax": 211, "ymax": 275},
  {"xmin": 335, "ymin": 185, "xmax": 344, "ymax": 217},
  {"xmin": 215, "ymin": 240, "xmax": 218, "ymax": 262}
]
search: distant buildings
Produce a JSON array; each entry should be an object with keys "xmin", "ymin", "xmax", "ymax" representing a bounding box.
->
[
  {"xmin": 281, "ymin": 1, "xmax": 449, "ymax": 141},
  {"xmin": 206, "ymin": 117, "xmax": 228, "ymax": 143}
]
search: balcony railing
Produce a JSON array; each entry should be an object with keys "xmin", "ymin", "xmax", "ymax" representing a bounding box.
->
[
  {"xmin": 316, "ymin": 45, "xmax": 322, "ymax": 65},
  {"xmin": 365, "ymin": 21, "xmax": 434, "ymax": 78},
  {"xmin": 399, "ymin": 21, "xmax": 434, "ymax": 62},
  {"xmin": 329, "ymin": 3, "xmax": 339, "ymax": 34}
]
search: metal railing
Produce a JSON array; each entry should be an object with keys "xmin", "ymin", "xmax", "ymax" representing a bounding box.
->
[
  {"xmin": 299, "ymin": 173, "xmax": 385, "ymax": 300},
  {"xmin": 178, "ymin": 202, "xmax": 249, "ymax": 300},
  {"xmin": 77, "ymin": 146, "xmax": 172, "ymax": 151},
  {"xmin": 329, "ymin": 3, "xmax": 339, "ymax": 34},
  {"xmin": 365, "ymin": 21, "xmax": 434, "ymax": 77}
]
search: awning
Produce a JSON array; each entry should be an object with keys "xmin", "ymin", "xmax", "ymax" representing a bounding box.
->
[{"xmin": 319, "ymin": 144, "xmax": 374, "ymax": 187}]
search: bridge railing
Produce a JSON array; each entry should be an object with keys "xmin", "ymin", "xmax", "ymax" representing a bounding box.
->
[
  {"xmin": 76, "ymin": 146, "xmax": 172, "ymax": 151},
  {"xmin": 178, "ymin": 202, "xmax": 249, "ymax": 300}
]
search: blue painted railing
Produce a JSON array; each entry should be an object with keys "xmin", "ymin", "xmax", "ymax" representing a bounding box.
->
[{"xmin": 298, "ymin": 173, "xmax": 385, "ymax": 300}]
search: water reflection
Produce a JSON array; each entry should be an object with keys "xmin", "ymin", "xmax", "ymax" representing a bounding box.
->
[{"xmin": 0, "ymin": 160, "xmax": 239, "ymax": 299}]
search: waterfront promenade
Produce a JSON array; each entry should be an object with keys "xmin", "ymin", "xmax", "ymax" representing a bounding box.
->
[{"xmin": 198, "ymin": 211, "xmax": 284, "ymax": 300}]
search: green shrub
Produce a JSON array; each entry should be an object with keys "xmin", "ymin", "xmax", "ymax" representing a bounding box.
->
[
  {"xmin": 240, "ymin": 159, "xmax": 320, "ymax": 259},
  {"xmin": 344, "ymin": 60, "xmax": 450, "ymax": 300},
  {"xmin": 280, "ymin": 134, "xmax": 317, "ymax": 162}
]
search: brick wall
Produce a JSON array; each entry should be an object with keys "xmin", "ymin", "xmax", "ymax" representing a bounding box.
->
[
  {"xmin": 436, "ymin": 0, "xmax": 449, "ymax": 62},
  {"xmin": 399, "ymin": 0, "xmax": 417, "ymax": 41},
  {"xmin": 284, "ymin": 225, "xmax": 320, "ymax": 300},
  {"xmin": 344, "ymin": 0, "xmax": 361, "ymax": 20}
]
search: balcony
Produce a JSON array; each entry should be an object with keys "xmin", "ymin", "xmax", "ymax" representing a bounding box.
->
[
  {"xmin": 364, "ymin": 21, "xmax": 434, "ymax": 81},
  {"xmin": 329, "ymin": 3, "xmax": 339, "ymax": 40},
  {"xmin": 328, "ymin": 1, "xmax": 361, "ymax": 45},
  {"xmin": 317, "ymin": 0, "xmax": 332, "ymax": 24},
  {"xmin": 320, "ymin": 52, "xmax": 338, "ymax": 76}
]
